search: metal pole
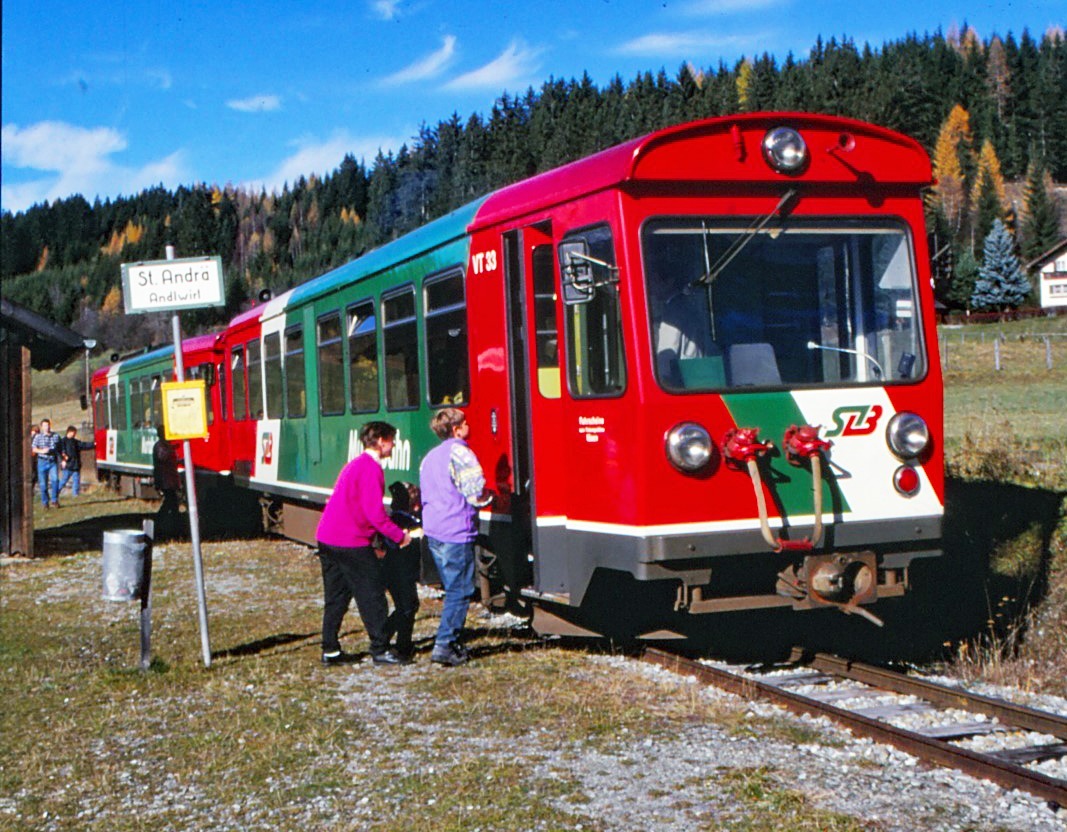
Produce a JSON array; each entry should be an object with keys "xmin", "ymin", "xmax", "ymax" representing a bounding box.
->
[
  {"xmin": 167, "ymin": 245, "xmax": 212, "ymax": 668},
  {"xmin": 140, "ymin": 518, "xmax": 154, "ymax": 670}
]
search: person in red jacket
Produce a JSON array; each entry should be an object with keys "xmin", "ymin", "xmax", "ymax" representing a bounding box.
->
[{"xmin": 316, "ymin": 421, "xmax": 412, "ymax": 666}]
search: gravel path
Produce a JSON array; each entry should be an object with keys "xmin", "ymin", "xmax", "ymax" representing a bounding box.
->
[{"xmin": 326, "ymin": 646, "xmax": 1067, "ymax": 831}]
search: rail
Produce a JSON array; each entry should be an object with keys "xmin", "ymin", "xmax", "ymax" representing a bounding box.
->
[{"xmin": 642, "ymin": 647, "xmax": 1067, "ymax": 808}]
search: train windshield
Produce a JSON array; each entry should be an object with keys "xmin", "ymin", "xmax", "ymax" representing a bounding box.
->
[{"xmin": 643, "ymin": 217, "xmax": 926, "ymax": 392}]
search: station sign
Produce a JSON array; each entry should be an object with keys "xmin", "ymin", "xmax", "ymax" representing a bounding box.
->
[{"xmin": 121, "ymin": 256, "xmax": 225, "ymax": 314}]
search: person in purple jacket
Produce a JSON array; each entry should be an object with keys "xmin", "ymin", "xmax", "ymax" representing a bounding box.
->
[
  {"xmin": 419, "ymin": 408, "xmax": 493, "ymax": 666},
  {"xmin": 316, "ymin": 421, "xmax": 412, "ymax": 666}
]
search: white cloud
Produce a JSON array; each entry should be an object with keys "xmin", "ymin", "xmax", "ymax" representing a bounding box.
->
[
  {"xmin": 615, "ymin": 31, "xmax": 752, "ymax": 57},
  {"xmin": 445, "ymin": 40, "xmax": 542, "ymax": 91},
  {"xmin": 382, "ymin": 35, "xmax": 457, "ymax": 85},
  {"xmin": 227, "ymin": 94, "xmax": 282, "ymax": 113},
  {"xmin": 0, "ymin": 121, "xmax": 188, "ymax": 213},
  {"xmin": 372, "ymin": 0, "xmax": 401, "ymax": 21},
  {"xmin": 248, "ymin": 130, "xmax": 406, "ymax": 193}
]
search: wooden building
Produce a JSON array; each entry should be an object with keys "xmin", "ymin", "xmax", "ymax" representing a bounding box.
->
[{"xmin": 1, "ymin": 296, "xmax": 89, "ymax": 557}]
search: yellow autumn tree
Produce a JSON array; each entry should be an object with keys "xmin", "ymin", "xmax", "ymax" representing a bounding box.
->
[
  {"xmin": 971, "ymin": 139, "xmax": 1006, "ymax": 208},
  {"xmin": 101, "ymin": 285, "xmax": 123, "ymax": 316},
  {"xmin": 736, "ymin": 59, "xmax": 754, "ymax": 111},
  {"xmin": 930, "ymin": 104, "xmax": 975, "ymax": 233}
]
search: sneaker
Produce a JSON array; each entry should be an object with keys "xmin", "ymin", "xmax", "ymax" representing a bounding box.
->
[
  {"xmin": 431, "ymin": 644, "xmax": 469, "ymax": 667},
  {"xmin": 321, "ymin": 650, "xmax": 359, "ymax": 666}
]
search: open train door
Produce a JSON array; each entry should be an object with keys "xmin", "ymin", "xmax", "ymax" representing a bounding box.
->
[{"xmin": 500, "ymin": 223, "xmax": 567, "ymax": 602}]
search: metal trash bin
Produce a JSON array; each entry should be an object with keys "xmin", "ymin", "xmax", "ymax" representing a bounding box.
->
[{"xmin": 102, "ymin": 529, "xmax": 148, "ymax": 601}]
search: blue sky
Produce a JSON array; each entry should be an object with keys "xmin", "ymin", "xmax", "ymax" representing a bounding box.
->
[{"xmin": 1, "ymin": 0, "xmax": 1062, "ymax": 214}]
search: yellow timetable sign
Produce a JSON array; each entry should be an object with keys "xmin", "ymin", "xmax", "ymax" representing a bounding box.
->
[{"xmin": 162, "ymin": 380, "xmax": 208, "ymax": 440}]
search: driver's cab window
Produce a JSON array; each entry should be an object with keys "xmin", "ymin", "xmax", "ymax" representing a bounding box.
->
[{"xmin": 558, "ymin": 224, "xmax": 626, "ymax": 397}]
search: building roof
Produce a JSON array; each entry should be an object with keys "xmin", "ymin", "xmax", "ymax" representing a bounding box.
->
[
  {"xmin": 1026, "ymin": 238, "xmax": 1067, "ymax": 271},
  {"xmin": 0, "ymin": 296, "xmax": 90, "ymax": 371}
]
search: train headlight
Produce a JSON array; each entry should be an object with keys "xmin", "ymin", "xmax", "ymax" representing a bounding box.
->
[
  {"xmin": 762, "ymin": 127, "xmax": 808, "ymax": 174},
  {"xmin": 886, "ymin": 411, "xmax": 929, "ymax": 459},
  {"xmin": 666, "ymin": 422, "xmax": 713, "ymax": 472}
]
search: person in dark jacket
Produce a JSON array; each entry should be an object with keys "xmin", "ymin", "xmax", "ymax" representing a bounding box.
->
[
  {"xmin": 57, "ymin": 425, "xmax": 95, "ymax": 498},
  {"xmin": 152, "ymin": 426, "xmax": 182, "ymax": 538}
]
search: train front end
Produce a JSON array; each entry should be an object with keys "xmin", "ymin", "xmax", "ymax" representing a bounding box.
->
[{"xmin": 525, "ymin": 115, "xmax": 942, "ymax": 637}]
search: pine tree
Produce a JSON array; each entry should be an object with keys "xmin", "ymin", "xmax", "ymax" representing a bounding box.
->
[
  {"xmin": 1020, "ymin": 161, "xmax": 1062, "ymax": 262},
  {"xmin": 948, "ymin": 247, "xmax": 980, "ymax": 309},
  {"xmin": 971, "ymin": 219, "xmax": 1031, "ymax": 311}
]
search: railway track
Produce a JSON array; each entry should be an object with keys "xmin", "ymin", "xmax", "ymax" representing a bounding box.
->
[{"xmin": 642, "ymin": 647, "xmax": 1067, "ymax": 808}]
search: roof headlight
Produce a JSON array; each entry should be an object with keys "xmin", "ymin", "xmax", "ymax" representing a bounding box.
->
[
  {"xmin": 666, "ymin": 422, "xmax": 714, "ymax": 472},
  {"xmin": 886, "ymin": 411, "xmax": 929, "ymax": 460},
  {"xmin": 762, "ymin": 127, "xmax": 808, "ymax": 174}
]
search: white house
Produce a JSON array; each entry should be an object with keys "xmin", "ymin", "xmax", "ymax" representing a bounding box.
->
[{"xmin": 1027, "ymin": 239, "xmax": 1067, "ymax": 309}]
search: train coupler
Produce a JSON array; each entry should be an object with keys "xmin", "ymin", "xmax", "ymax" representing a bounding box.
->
[{"xmin": 777, "ymin": 551, "xmax": 884, "ymax": 627}]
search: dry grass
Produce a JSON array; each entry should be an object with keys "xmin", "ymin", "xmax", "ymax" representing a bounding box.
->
[{"xmin": 939, "ymin": 319, "xmax": 1067, "ymax": 696}]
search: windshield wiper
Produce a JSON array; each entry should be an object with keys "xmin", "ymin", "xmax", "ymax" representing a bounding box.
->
[
  {"xmin": 806, "ymin": 341, "xmax": 884, "ymax": 379},
  {"xmin": 694, "ymin": 188, "xmax": 799, "ymax": 286}
]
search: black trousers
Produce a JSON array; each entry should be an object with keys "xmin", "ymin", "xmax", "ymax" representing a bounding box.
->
[
  {"xmin": 318, "ymin": 543, "xmax": 392, "ymax": 655},
  {"xmin": 381, "ymin": 544, "xmax": 421, "ymax": 656}
]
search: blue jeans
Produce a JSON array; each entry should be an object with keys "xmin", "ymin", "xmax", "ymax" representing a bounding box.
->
[
  {"xmin": 57, "ymin": 467, "xmax": 81, "ymax": 497},
  {"xmin": 427, "ymin": 538, "xmax": 475, "ymax": 649},
  {"xmin": 36, "ymin": 458, "xmax": 59, "ymax": 507}
]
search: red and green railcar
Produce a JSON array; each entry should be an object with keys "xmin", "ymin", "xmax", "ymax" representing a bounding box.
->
[{"xmin": 99, "ymin": 113, "xmax": 944, "ymax": 641}]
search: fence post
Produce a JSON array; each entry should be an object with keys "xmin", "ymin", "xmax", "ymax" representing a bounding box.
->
[
  {"xmin": 1046, "ymin": 336, "xmax": 1053, "ymax": 370},
  {"xmin": 994, "ymin": 338, "xmax": 1001, "ymax": 371}
]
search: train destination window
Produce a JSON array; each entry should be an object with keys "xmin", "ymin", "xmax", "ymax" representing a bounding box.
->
[
  {"xmin": 317, "ymin": 312, "xmax": 345, "ymax": 416},
  {"xmin": 558, "ymin": 225, "xmax": 626, "ymax": 397},
  {"xmin": 424, "ymin": 271, "xmax": 469, "ymax": 407},
  {"xmin": 264, "ymin": 332, "xmax": 284, "ymax": 418},
  {"xmin": 642, "ymin": 217, "xmax": 926, "ymax": 392},
  {"xmin": 284, "ymin": 325, "xmax": 306, "ymax": 418},
  {"xmin": 532, "ymin": 245, "xmax": 560, "ymax": 399},
  {"xmin": 230, "ymin": 345, "xmax": 248, "ymax": 421},
  {"xmin": 247, "ymin": 338, "xmax": 264, "ymax": 420},
  {"xmin": 347, "ymin": 301, "xmax": 380, "ymax": 414},
  {"xmin": 383, "ymin": 288, "xmax": 419, "ymax": 411}
]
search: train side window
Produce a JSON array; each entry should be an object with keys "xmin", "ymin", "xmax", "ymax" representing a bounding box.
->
[
  {"xmin": 247, "ymin": 338, "xmax": 264, "ymax": 420},
  {"xmin": 317, "ymin": 312, "xmax": 345, "ymax": 416},
  {"xmin": 347, "ymin": 301, "xmax": 380, "ymax": 413},
  {"xmin": 188, "ymin": 364, "xmax": 215, "ymax": 425},
  {"xmin": 130, "ymin": 378, "xmax": 143, "ymax": 428},
  {"xmin": 231, "ymin": 345, "xmax": 248, "ymax": 421},
  {"xmin": 217, "ymin": 361, "xmax": 227, "ymax": 422},
  {"xmin": 264, "ymin": 332, "xmax": 283, "ymax": 419},
  {"xmin": 284, "ymin": 324, "xmax": 306, "ymax": 418},
  {"xmin": 424, "ymin": 271, "xmax": 469, "ymax": 406},
  {"xmin": 559, "ymin": 225, "xmax": 627, "ymax": 397},
  {"xmin": 111, "ymin": 381, "xmax": 127, "ymax": 431},
  {"xmin": 150, "ymin": 376, "xmax": 163, "ymax": 428},
  {"xmin": 532, "ymin": 245, "xmax": 561, "ymax": 399},
  {"xmin": 93, "ymin": 388, "xmax": 107, "ymax": 430},
  {"xmin": 382, "ymin": 287, "xmax": 419, "ymax": 411}
]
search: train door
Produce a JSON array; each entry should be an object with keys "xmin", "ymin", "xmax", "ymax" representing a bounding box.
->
[{"xmin": 502, "ymin": 223, "xmax": 566, "ymax": 595}]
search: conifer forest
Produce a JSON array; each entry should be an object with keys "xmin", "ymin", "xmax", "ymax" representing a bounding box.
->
[{"xmin": 2, "ymin": 28, "xmax": 1065, "ymax": 348}]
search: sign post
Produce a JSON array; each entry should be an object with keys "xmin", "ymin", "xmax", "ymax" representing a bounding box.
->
[{"xmin": 121, "ymin": 248, "xmax": 224, "ymax": 668}]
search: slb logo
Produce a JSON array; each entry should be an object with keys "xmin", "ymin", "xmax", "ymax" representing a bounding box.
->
[{"xmin": 825, "ymin": 404, "xmax": 883, "ymax": 437}]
